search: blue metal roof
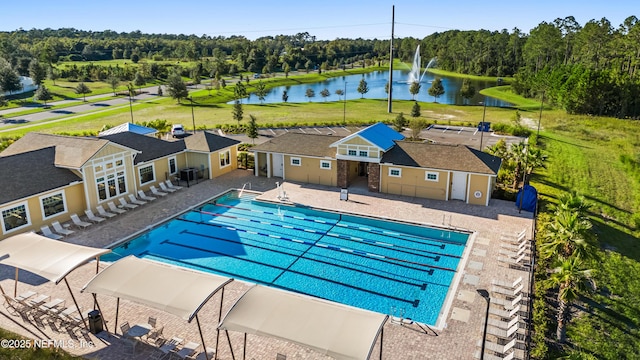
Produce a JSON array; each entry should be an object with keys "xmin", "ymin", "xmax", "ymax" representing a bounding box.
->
[
  {"xmin": 350, "ymin": 122, "xmax": 404, "ymax": 151},
  {"xmin": 98, "ymin": 123, "xmax": 157, "ymax": 136}
]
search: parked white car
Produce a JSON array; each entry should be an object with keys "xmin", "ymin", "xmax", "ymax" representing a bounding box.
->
[{"xmin": 171, "ymin": 124, "xmax": 186, "ymax": 138}]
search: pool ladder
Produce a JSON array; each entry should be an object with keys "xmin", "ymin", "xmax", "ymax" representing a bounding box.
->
[{"xmin": 239, "ymin": 182, "xmax": 251, "ymax": 197}]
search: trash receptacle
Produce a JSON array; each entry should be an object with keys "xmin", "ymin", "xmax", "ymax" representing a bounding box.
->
[{"xmin": 88, "ymin": 309, "xmax": 103, "ymax": 334}]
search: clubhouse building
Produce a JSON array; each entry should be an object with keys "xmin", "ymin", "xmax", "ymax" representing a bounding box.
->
[
  {"xmin": 0, "ymin": 125, "xmax": 240, "ymax": 239},
  {"xmin": 252, "ymin": 123, "xmax": 502, "ymax": 206}
]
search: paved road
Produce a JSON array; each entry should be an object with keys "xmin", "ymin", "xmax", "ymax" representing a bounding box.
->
[{"xmin": 0, "ymin": 85, "xmax": 166, "ymax": 129}]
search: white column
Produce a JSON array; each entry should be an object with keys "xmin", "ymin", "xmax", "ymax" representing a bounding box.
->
[
  {"xmin": 254, "ymin": 153, "xmax": 259, "ymax": 177},
  {"xmin": 267, "ymin": 153, "xmax": 272, "ymax": 178}
]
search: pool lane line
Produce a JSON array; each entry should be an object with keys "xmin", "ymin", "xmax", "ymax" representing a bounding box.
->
[
  {"xmin": 270, "ymin": 219, "xmax": 340, "ymax": 284},
  {"xmin": 196, "ymin": 209, "xmax": 459, "ymax": 260},
  {"xmin": 159, "ymin": 235, "xmax": 430, "ymax": 292},
  {"xmin": 148, "ymin": 249, "xmax": 421, "ymax": 308},
  {"xmin": 211, "ymin": 202, "xmax": 462, "ymax": 247},
  {"xmin": 180, "ymin": 215, "xmax": 457, "ymax": 273}
]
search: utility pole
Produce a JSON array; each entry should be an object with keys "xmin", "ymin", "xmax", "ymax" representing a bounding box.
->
[
  {"xmin": 343, "ymin": 82, "xmax": 347, "ymax": 125},
  {"xmin": 537, "ymin": 91, "xmax": 544, "ymax": 137},
  {"xmin": 387, "ymin": 5, "xmax": 394, "ymax": 113},
  {"xmin": 479, "ymin": 98, "xmax": 487, "ymax": 151}
]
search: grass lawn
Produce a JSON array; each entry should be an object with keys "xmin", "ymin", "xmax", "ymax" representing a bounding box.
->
[{"xmin": 531, "ymin": 114, "xmax": 640, "ymax": 358}]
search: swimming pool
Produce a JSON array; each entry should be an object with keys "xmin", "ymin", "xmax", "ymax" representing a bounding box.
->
[{"xmin": 103, "ymin": 191, "xmax": 470, "ymax": 325}]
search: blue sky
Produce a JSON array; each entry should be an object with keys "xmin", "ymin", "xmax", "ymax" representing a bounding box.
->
[{"xmin": 1, "ymin": 0, "xmax": 636, "ymax": 39}]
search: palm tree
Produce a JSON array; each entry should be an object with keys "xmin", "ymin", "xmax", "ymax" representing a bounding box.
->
[
  {"xmin": 539, "ymin": 209, "xmax": 596, "ymax": 261},
  {"xmin": 508, "ymin": 142, "xmax": 527, "ymax": 189},
  {"xmin": 549, "ymin": 257, "xmax": 595, "ymax": 343},
  {"xmin": 552, "ymin": 191, "xmax": 591, "ymax": 216}
]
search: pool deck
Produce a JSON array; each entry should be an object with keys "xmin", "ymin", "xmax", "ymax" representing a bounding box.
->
[{"xmin": 0, "ymin": 169, "xmax": 533, "ymax": 360}]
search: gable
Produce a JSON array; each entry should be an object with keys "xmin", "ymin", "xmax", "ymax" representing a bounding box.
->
[
  {"xmin": 0, "ymin": 147, "xmax": 82, "ymax": 204},
  {"xmin": 330, "ymin": 122, "xmax": 404, "ymax": 152}
]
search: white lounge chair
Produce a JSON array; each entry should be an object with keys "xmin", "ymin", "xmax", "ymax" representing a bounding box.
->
[
  {"xmin": 128, "ymin": 194, "xmax": 146, "ymax": 205},
  {"xmin": 501, "ymin": 228, "xmax": 526, "ymax": 240},
  {"xmin": 489, "ymin": 305, "xmax": 521, "ymax": 319},
  {"xmin": 487, "ymin": 315, "xmax": 520, "ymax": 330},
  {"xmin": 158, "ymin": 182, "xmax": 177, "ymax": 193},
  {"xmin": 70, "ymin": 214, "xmax": 92, "ymax": 229},
  {"xmin": 96, "ymin": 205, "xmax": 117, "ymax": 218},
  {"xmin": 500, "ymin": 238, "xmax": 531, "ymax": 251},
  {"xmin": 483, "ymin": 338, "xmax": 518, "ymax": 355},
  {"xmin": 174, "ymin": 341, "xmax": 199, "ymax": 359},
  {"xmin": 85, "ymin": 209, "xmax": 106, "ymax": 223},
  {"xmin": 482, "ymin": 351, "xmax": 515, "ymax": 360},
  {"xmin": 487, "ymin": 323, "xmax": 520, "ymax": 339},
  {"xmin": 492, "ymin": 284, "xmax": 524, "ymax": 297},
  {"xmin": 41, "ymin": 225, "xmax": 63, "ymax": 240},
  {"xmin": 165, "ymin": 180, "xmax": 183, "ymax": 190},
  {"xmin": 497, "ymin": 253, "xmax": 529, "ymax": 266},
  {"xmin": 150, "ymin": 185, "xmax": 168, "ymax": 197},
  {"xmin": 52, "ymin": 221, "xmax": 74, "ymax": 236},
  {"xmin": 119, "ymin": 198, "xmax": 138, "ymax": 209},
  {"xmin": 491, "ymin": 294, "xmax": 523, "ymax": 310},
  {"xmin": 499, "ymin": 246, "xmax": 530, "ymax": 259},
  {"xmin": 108, "ymin": 201, "xmax": 127, "ymax": 214},
  {"xmin": 492, "ymin": 276, "xmax": 523, "ymax": 289},
  {"xmin": 138, "ymin": 190, "xmax": 156, "ymax": 201}
]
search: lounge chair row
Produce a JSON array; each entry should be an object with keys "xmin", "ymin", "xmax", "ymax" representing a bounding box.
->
[{"xmin": 2, "ymin": 291, "xmax": 87, "ymax": 333}]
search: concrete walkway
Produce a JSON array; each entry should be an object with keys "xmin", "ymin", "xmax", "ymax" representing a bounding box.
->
[{"xmin": 0, "ymin": 170, "xmax": 533, "ymax": 360}]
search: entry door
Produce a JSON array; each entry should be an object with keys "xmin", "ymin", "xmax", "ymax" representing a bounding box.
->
[
  {"xmin": 451, "ymin": 171, "xmax": 467, "ymax": 201},
  {"xmin": 272, "ymin": 153, "xmax": 284, "ymax": 178}
]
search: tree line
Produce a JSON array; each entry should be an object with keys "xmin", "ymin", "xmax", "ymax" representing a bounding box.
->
[{"xmin": 2, "ymin": 16, "xmax": 640, "ymax": 117}]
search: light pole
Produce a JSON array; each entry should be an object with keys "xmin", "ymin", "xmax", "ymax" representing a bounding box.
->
[
  {"xmin": 479, "ymin": 98, "xmax": 487, "ymax": 151},
  {"xmin": 477, "ymin": 289, "xmax": 490, "ymax": 360},
  {"xmin": 343, "ymin": 82, "xmax": 347, "ymax": 125},
  {"xmin": 188, "ymin": 97, "xmax": 196, "ymax": 134},
  {"xmin": 537, "ymin": 91, "xmax": 545, "ymax": 137},
  {"xmin": 127, "ymin": 83, "xmax": 135, "ymax": 123}
]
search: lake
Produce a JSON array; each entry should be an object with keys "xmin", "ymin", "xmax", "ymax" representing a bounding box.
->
[{"xmin": 235, "ymin": 70, "xmax": 511, "ymax": 107}]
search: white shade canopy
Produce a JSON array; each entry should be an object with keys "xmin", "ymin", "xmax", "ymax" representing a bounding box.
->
[
  {"xmin": 219, "ymin": 285, "xmax": 388, "ymax": 360},
  {"xmin": 82, "ymin": 256, "xmax": 233, "ymax": 322},
  {"xmin": 0, "ymin": 232, "xmax": 110, "ymax": 284}
]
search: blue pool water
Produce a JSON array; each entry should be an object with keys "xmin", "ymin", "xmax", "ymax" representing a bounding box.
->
[{"xmin": 103, "ymin": 191, "xmax": 469, "ymax": 325}]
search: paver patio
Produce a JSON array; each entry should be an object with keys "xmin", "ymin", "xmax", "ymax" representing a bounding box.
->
[{"xmin": 0, "ymin": 169, "xmax": 533, "ymax": 359}]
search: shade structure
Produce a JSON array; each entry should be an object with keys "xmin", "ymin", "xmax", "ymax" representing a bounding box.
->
[
  {"xmin": 0, "ymin": 232, "xmax": 110, "ymax": 284},
  {"xmin": 219, "ymin": 285, "xmax": 388, "ymax": 360},
  {"xmin": 82, "ymin": 256, "xmax": 232, "ymax": 322}
]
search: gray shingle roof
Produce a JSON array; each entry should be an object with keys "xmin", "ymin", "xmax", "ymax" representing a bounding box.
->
[
  {"xmin": 0, "ymin": 147, "xmax": 82, "ymax": 204},
  {"xmin": 251, "ymin": 132, "xmax": 341, "ymax": 158},
  {"xmin": 381, "ymin": 141, "xmax": 502, "ymax": 174},
  {"xmin": 100, "ymin": 132, "xmax": 185, "ymax": 164},
  {"xmin": 0, "ymin": 133, "xmax": 110, "ymax": 169},
  {"xmin": 184, "ymin": 131, "xmax": 241, "ymax": 152}
]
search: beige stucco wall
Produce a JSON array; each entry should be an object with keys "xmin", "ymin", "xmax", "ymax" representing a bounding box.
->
[
  {"xmin": 210, "ymin": 146, "xmax": 238, "ymax": 178},
  {"xmin": 284, "ymin": 155, "xmax": 337, "ymax": 186},
  {"xmin": 380, "ymin": 165, "xmax": 448, "ymax": 201},
  {"xmin": 0, "ymin": 183, "xmax": 85, "ymax": 239},
  {"xmin": 186, "ymin": 152, "xmax": 211, "ymax": 179},
  {"xmin": 467, "ymin": 173, "xmax": 491, "ymax": 206},
  {"xmin": 342, "ymin": 136, "xmax": 372, "ymax": 146},
  {"xmin": 84, "ymin": 145, "xmax": 136, "ymax": 210}
]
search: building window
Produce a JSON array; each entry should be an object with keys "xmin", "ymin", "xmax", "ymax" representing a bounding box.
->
[
  {"xmin": 139, "ymin": 165, "xmax": 155, "ymax": 185},
  {"xmin": 290, "ymin": 157, "xmax": 301, "ymax": 166},
  {"xmin": 389, "ymin": 168, "xmax": 402, "ymax": 177},
  {"xmin": 219, "ymin": 150, "xmax": 231, "ymax": 168},
  {"xmin": 41, "ymin": 192, "xmax": 66, "ymax": 219},
  {"xmin": 2, "ymin": 203, "xmax": 30, "ymax": 233},
  {"xmin": 359, "ymin": 150, "xmax": 368, "ymax": 157},
  {"xmin": 320, "ymin": 160, "xmax": 331, "ymax": 169},
  {"xmin": 96, "ymin": 172, "xmax": 127, "ymax": 202},
  {"xmin": 348, "ymin": 150, "xmax": 357, "ymax": 156},
  {"xmin": 425, "ymin": 172, "xmax": 439, "ymax": 182},
  {"xmin": 168, "ymin": 157, "xmax": 177, "ymax": 175}
]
